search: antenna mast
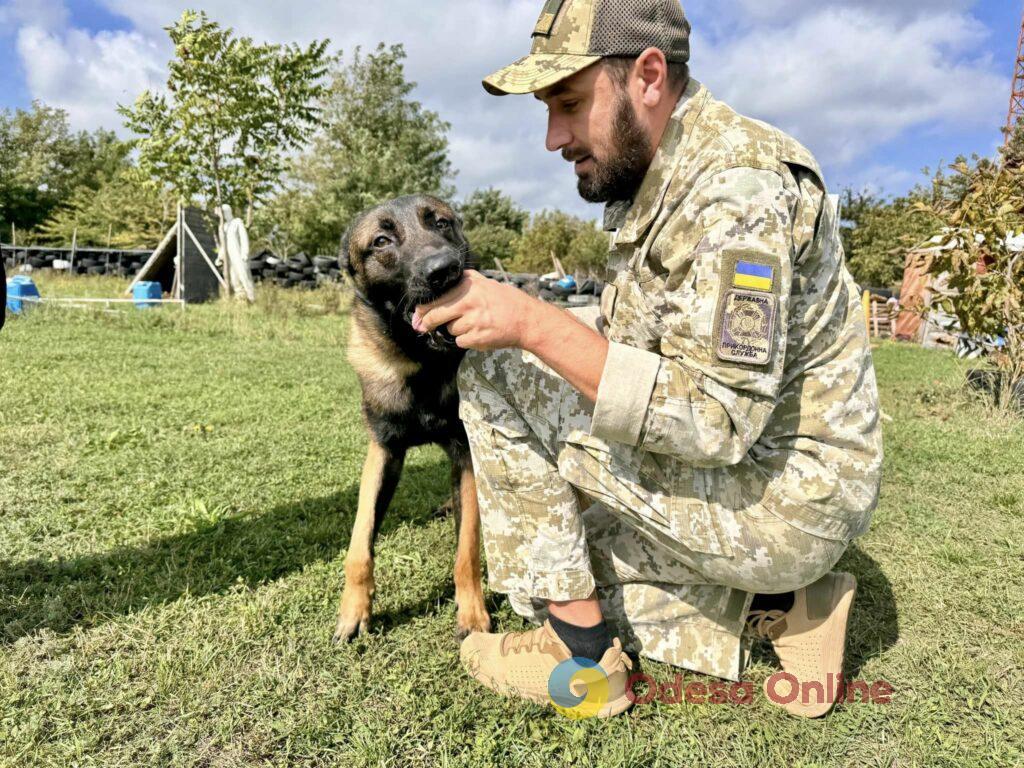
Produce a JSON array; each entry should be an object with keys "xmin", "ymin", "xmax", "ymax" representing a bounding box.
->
[{"xmin": 1007, "ymin": 6, "xmax": 1024, "ymax": 140}]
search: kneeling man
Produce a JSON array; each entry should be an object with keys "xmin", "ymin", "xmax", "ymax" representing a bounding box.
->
[{"xmin": 413, "ymin": 0, "xmax": 882, "ymax": 719}]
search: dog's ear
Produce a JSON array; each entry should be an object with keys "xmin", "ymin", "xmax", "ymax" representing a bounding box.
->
[{"xmin": 338, "ymin": 229, "xmax": 356, "ymax": 279}]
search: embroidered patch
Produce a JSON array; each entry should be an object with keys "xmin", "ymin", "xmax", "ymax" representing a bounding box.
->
[
  {"xmin": 716, "ymin": 289, "xmax": 777, "ymax": 365},
  {"xmin": 533, "ymin": 0, "xmax": 566, "ymax": 36},
  {"xmin": 733, "ymin": 261, "xmax": 774, "ymax": 292}
]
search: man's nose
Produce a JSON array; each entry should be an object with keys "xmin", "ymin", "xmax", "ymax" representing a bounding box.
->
[
  {"xmin": 420, "ymin": 250, "xmax": 462, "ymax": 292},
  {"xmin": 546, "ymin": 112, "xmax": 572, "ymax": 153}
]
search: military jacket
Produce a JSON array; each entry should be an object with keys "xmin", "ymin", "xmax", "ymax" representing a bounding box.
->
[{"xmin": 590, "ymin": 78, "xmax": 883, "ymax": 542}]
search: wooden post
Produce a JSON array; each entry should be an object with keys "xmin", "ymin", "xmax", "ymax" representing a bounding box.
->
[
  {"xmin": 216, "ymin": 205, "xmax": 231, "ymax": 299},
  {"xmin": 862, "ymin": 290, "xmax": 871, "ymax": 338},
  {"xmin": 70, "ymin": 227, "xmax": 78, "ymax": 272},
  {"xmin": 494, "ymin": 257, "xmax": 510, "ymax": 283},
  {"xmin": 107, "ymin": 223, "xmax": 113, "ymax": 249}
]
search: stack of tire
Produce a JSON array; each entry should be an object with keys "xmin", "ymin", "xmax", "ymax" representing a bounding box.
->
[
  {"xmin": 479, "ymin": 270, "xmax": 605, "ymax": 307},
  {"xmin": 0, "ymin": 248, "xmax": 149, "ymax": 278},
  {"xmin": 248, "ymin": 251, "xmax": 343, "ymax": 289}
]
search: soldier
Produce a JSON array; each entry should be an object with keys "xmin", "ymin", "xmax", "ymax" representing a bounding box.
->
[{"xmin": 413, "ymin": 0, "xmax": 882, "ymax": 719}]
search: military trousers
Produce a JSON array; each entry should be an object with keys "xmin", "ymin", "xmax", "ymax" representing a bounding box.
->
[{"xmin": 456, "ymin": 340, "xmax": 849, "ymax": 681}]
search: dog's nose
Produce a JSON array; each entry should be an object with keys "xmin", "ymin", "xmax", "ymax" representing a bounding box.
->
[{"xmin": 422, "ymin": 252, "xmax": 462, "ymax": 292}]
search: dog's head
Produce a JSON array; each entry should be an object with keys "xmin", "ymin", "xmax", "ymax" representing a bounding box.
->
[{"xmin": 340, "ymin": 196, "xmax": 475, "ymax": 333}]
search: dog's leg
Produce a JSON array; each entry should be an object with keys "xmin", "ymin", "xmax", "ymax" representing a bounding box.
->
[
  {"xmin": 333, "ymin": 439, "xmax": 405, "ymax": 643},
  {"xmin": 450, "ymin": 451, "xmax": 491, "ymax": 640}
]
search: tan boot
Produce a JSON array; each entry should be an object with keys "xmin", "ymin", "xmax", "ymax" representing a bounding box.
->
[
  {"xmin": 747, "ymin": 571, "xmax": 857, "ymax": 718},
  {"xmin": 459, "ymin": 619, "xmax": 635, "ymax": 719}
]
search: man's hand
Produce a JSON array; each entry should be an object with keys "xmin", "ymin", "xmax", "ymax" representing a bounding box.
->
[
  {"xmin": 413, "ymin": 269, "xmax": 610, "ymax": 404},
  {"xmin": 412, "ymin": 270, "xmax": 538, "ymax": 351}
]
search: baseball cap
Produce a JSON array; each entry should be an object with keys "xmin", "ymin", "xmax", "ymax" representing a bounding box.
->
[{"xmin": 483, "ymin": 0, "xmax": 691, "ymax": 96}]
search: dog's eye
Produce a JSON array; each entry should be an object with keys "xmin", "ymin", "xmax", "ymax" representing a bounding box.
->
[
  {"xmin": 373, "ymin": 236, "xmax": 391, "ymax": 248},
  {"xmin": 435, "ymin": 218, "xmax": 450, "ymax": 231}
]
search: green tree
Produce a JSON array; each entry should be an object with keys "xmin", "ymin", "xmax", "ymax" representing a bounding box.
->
[
  {"xmin": 119, "ymin": 10, "xmax": 330, "ymax": 228},
  {"xmin": 263, "ymin": 43, "xmax": 455, "ymax": 255},
  {"xmin": 0, "ymin": 102, "xmax": 130, "ymax": 240},
  {"xmin": 458, "ymin": 188, "xmax": 528, "ymax": 270},
  {"xmin": 36, "ymin": 167, "xmax": 175, "ymax": 250},
  {"xmin": 509, "ymin": 209, "xmax": 608, "ymax": 275},
  {"xmin": 918, "ymin": 157, "xmax": 1024, "ymax": 410},
  {"xmin": 844, "ymin": 193, "xmax": 939, "ymax": 289}
]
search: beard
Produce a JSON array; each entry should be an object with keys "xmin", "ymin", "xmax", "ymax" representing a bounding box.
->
[{"xmin": 568, "ymin": 95, "xmax": 654, "ymax": 204}]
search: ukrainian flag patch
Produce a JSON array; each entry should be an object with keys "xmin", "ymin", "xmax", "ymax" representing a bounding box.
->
[{"xmin": 733, "ymin": 261, "xmax": 774, "ymax": 292}]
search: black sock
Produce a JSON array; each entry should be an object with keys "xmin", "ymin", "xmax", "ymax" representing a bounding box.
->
[
  {"xmin": 750, "ymin": 592, "xmax": 795, "ymax": 614},
  {"xmin": 548, "ymin": 613, "xmax": 612, "ymax": 662}
]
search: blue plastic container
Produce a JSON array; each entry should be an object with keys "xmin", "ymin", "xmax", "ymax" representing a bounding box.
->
[
  {"xmin": 556, "ymin": 275, "xmax": 577, "ymax": 291},
  {"xmin": 6, "ymin": 276, "xmax": 40, "ymax": 315},
  {"xmin": 133, "ymin": 281, "xmax": 163, "ymax": 309}
]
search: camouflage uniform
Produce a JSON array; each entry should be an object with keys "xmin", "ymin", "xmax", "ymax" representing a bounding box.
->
[{"xmin": 457, "ymin": 77, "xmax": 883, "ymax": 681}]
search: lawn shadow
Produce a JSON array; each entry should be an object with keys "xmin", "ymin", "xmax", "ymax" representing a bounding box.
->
[
  {"xmin": 0, "ymin": 458, "xmax": 455, "ymax": 644},
  {"xmin": 749, "ymin": 542, "xmax": 899, "ymax": 679}
]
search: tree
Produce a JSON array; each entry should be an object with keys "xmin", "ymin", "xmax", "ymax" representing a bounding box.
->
[
  {"xmin": 119, "ymin": 10, "xmax": 330, "ymax": 229},
  {"xmin": 0, "ymin": 102, "xmax": 130, "ymax": 239},
  {"xmin": 262, "ymin": 43, "xmax": 455, "ymax": 255},
  {"xmin": 458, "ymin": 188, "xmax": 528, "ymax": 270},
  {"xmin": 918, "ymin": 156, "xmax": 1024, "ymax": 411},
  {"xmin": 508, "ymin": 210, "xmax": 608, "ymax": 275},
  {"xmin": 36, "ymin": 167, "xmax": 175, "ymax": 250},
  {"xmin": 844, "ymin": 193, "xmax": 939, "ymax": 289}
]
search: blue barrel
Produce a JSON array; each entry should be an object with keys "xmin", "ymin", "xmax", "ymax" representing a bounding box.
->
[
  {"xmin": 133, "ymin": 281, "xmax": 163, "ymax": 309},
  {"xmin": 556, "ymin": 275, "xmax": 577, "ymax": 291},
  {"xmin": 6, "ymin": 276, "xmax": 40, "ymax": 315}
]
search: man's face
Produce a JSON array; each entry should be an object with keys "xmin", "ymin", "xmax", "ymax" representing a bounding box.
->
[{"xmin": 537, "ymin": 62, "xmax": 654, "ymax": 204}]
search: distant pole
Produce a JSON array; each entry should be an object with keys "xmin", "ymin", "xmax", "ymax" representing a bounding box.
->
[
  {"xmin": 11, "ymin": 223, "xmax": 15, "ymax": 249},
  {"xmin": 1006, "ymin": 6, "xmax": 1024, "ymax": 142},
  {"xmin": 71, "ymin": 227, "xmax": 78, "ymax": 272},
  {"xmin": 107, "ymin": 223, "xmax": 113, "ymax": 249}
]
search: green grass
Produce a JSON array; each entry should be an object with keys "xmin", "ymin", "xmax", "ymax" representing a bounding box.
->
[{"xmin": 2, "ymin": 275, "xmax": 1022, "ymax": 767}]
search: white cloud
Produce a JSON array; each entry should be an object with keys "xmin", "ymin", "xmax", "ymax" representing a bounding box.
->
[
  {"xmin": 0, "ymin": 0, "xmax": 68, "ymax": 31},
  {"xmin": 15, "ymin": 25, "xmax": 166, "ymax": 131},
  {"xmin": 693, "ymin": 7, "xmax": 1006, "ymax": 169},
  {"xmin": 5, "ymin": 0, "xmax": 1009, "ymax": 213}
]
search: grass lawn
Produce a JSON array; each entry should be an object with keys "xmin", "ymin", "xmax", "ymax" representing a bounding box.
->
[{"xmin": 1, "ymin": 275, "xmax": 1022, "ymax": 767}]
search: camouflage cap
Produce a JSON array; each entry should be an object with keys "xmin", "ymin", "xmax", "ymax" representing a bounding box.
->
[{"xmin": 484, "ymin": 0, "xmax": 691, "ymax": 96}]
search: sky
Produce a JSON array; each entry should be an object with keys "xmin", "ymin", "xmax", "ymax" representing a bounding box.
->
[{"xmin": 0, "ymin": 0, "xmax": 1016, "ymax": 220}]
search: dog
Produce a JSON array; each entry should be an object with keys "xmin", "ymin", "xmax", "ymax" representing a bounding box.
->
[{"xmin": 333, "ymin": 194, "xmax": 492, "ymax": 643}]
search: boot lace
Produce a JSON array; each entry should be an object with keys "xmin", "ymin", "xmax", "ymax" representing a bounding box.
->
[
  {"xmin": 501, "ymin": 626, "xmax": 550, "ymax": 656},
  {"xmin": 745, "ymin": 609, "xmax": 787, "ymax": 640}
]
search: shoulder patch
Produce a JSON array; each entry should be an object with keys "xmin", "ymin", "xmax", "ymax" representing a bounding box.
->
[
  {"xmin": 533, "ymin": 0, "xmax": 566, "ymax": 36},
  {"xmin": 715, "ymin": 289, "xmax": 776, "ymax": 365}
]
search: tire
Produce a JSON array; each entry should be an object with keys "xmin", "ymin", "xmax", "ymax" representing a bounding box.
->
[
  {"xmin": 87, "ymin": 266, "xmax": 105, "ymax": 275},
  {"xmin": 287, "ymin": 270, "xmax": 304, "ymax": 280},
  {"xmin": 313, "ymin": 256, "xmax": 338, "ymax": 270}
]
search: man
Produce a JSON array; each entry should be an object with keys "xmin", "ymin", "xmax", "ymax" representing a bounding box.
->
[{"xmin": 413, "ymin": 0, "xmax": 882, "ymax": 719}]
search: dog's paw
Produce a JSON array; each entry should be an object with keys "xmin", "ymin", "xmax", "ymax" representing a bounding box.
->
[
  {"xmin": 333, "ymin": 590, "xmax": 373, "ymax": 644},
  {"xmin": 455, "ymin": 605, "xmax": 492, "ymax": 642},
  {"xmin": 434, "ymin": 496, "xmax": 455, "ymax": 518},
  {"xmin": 332, "ymin": 609, "xmax": 371, "ymax": 644}
]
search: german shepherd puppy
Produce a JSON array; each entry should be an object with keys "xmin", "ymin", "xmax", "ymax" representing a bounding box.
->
[{"xmin": 333, "ymin": 195, "xmax": 491, "ymax": 643}]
